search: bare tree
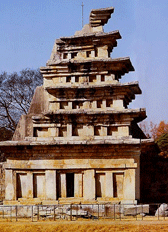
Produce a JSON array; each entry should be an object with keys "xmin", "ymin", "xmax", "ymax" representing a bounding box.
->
[{"xmin": 0, "ymin": 69, "xmax": 43, "ymax": 134}]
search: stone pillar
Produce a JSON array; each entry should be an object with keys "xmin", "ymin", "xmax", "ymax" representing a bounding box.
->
[
  {"xmin": 62, "ymin": 76, "xmax": 66, "ymax": 84},
  {"xmin": 91, "ymin": 50, "xmax": 95, "ymax": 58},
  {"xmin": 56, "ymin": 127, "xmax": 59, "ymax": 137},
  {"xmin": 71, "ymin": 76, "xmax": 75, "ymax": 83},
  {"xmin": 60, "ymin": 173, "xmax": 66, "ymax": 198},
  {"xmin": 68, "ymin": 102, "xmax": 72, "ymax": 109},
  {"xmin": 45, "ymin": 170, "xmax": 56, "ymax": 200},
  {"xmin": 113, "ymin": 100, "xmax": 124, "ymax": 110},
  {"xmin": 67, "ymin": 124, "xmax": 72, "ymax": 137},
  {"xmin": 58, "ymin": 77, "xmax": 62, "ymax": 83},
  {"xmin": 84, "ymin": 125, "xmax": 94, "ymax": 137},
  {"xmin": 55, "ymin": 102, "xmax": 60, "ymax": 110},
  {"xmin": 102, "ymin": 100, "xmax": 106, "ymax": 109},
  {"xmin": 83, "ymin": 170, "xmax": 95, "ymax": 200},
  {"xmin": 91, "ymin": 101, "xmax": 96, "ymax": 109},
  {"xmin": 5, "ymin": 169, "xmax": 15, "ymax": 200},
  {"xmin": 98, "ymin": 46, "xmax": 108, "ymax": 58},
  {"xmin": 48, "ymin": 128, "xmax": 57, "ymax": 137},
  {"xmin": 118, "ymin": 126, "xmax": 129, "ymax": 137},
  {"xmin": 96, "ymin": 75, "xmax": 101, "ymax": 83},
  {"xmin": 100, "ymin": 126, "xmax": 107, "ymax": 136},
  {"xmin": 135, "ymin": 154, "xmax": 140, "ymax": 200},
  {"xmin": 106, "ymin": 75, "xmax": 113, "ymax": 82},
  {"xmin": 67, "ymin": 53, "xmax": 71, "ymax": 59},
  {"xmin": 27, "ymin": 172, "xmax": 33, "ymax": 198},
  {"xmin": 123, "ymin": 169, "xmax": 136, "ymax": 203},
  {"xmin": 105, "ymin": 172, "xmax": 113, "ymax": 198},
  {"xmin": 74, "ymin": 173, "xmax": 83, "ymax": 198},
  {"xmin": 111, "ymin": 74, "xmax": 115, "ymax": 80}
]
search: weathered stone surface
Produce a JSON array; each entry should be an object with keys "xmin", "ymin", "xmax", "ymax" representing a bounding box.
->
[
  {"xmin": 0, "ymin": 6, "xmax": 155, "ymax": 205},
  {"xmin": 89, "ymin": 7, "xmax": 114, "ymax": 27},
  {"xmin": 123, "ymin": 205, "xmax": 149, "ymax": 216},
  {"xmin": 155, "ymin": 204, "xmax": 168, "ymax": 217},
  {"xmin": 0, "ymin": 163, "xmax": 5, "ymax": 201}
]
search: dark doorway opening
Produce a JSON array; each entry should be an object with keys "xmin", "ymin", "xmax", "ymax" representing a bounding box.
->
[{"xmin": 66, "ymin": 173, "xmax": 74, "ymax": 197}]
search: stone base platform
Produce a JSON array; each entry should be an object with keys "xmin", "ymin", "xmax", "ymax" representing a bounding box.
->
[{"xmin": 3, "ymin": 198, "xmax": 137, "ymax": 206}]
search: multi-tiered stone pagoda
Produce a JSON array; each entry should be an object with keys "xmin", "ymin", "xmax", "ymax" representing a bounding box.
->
[{"xmin": 0, "ymin": 7, "xmax": 154, "ymax": 205}]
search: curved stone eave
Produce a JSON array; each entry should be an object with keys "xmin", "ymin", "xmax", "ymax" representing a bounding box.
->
[
  {"xmin": 37, "ymin": 107, "xmax": 146, "ymax": 115},
  {"xmin": 32, "ymin": 108, "xmax": 146, "ymax": 125},
  {"xmin": 45, "ymin": 81, "xmax": 141, "ymax": 94},
  {"xmin": 59, "ymin": 30, "xmax": 121, "ymax": 42},
  {"xmin": 40, "ymin": 57, "xmax": 135, "ymax": 77}
]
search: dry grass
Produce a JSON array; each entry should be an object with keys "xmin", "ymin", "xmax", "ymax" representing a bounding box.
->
[{"xmin": 0, "ymin": 220, "xmax": 168, "ymax": 232}]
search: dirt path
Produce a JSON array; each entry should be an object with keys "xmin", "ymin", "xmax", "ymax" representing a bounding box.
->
[{"xmin": 1, "ymin": 220, "xmax": 168, "ymax": 232}]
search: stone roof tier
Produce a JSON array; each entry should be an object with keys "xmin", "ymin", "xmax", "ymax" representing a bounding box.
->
[
  {"xmin": 57, "ymin": 30, "xmax": 121, "ymax": 46},
  {"xmin": 45, "ymin": 81, "xmax": 141, "ymax": 106},
  {"xmin": 89, "ymin": 7, "xmax": 114, "ymax": 27},
  {"xmin": 41, "ymin": 57, "xmax": 134, "ymax": 78},
  {"xmin": 32, "ymin": 108, "xmax": 147, "ymax": 124}
]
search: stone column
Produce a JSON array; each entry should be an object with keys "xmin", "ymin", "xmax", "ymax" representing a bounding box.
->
[
  {"xmin": 27, "ymin": 172, "xmax": 33, "ymax": 198},
  {"xmin": 62, "ymin": 76, "xmax": 66, "ymax": 84},
  {"xmin": 123, "ymin": 169, "xmax": 135, "ymax": 203},
  {"xmin": 105, "ymin": 172, "xmax": 113, "ymax": 198},
  {"xmin": 83, "ymin": 169, "xmax": 95, "ymax": 200},
  {"xmin": 60, "ymin": 173, "xmax": 66, "ymax": 198},
  {"xmin": 96, "ymin": 75, "xmax": 101, "ymax": 83},
  {"xmin": 67, "ymin": 53, "xmax": 71, "ymax": 59},
  {"xmin": 45, "ymin": 170, "xmax": 56, "ymax": 200},
  {"xmin": 74, "ymin": 173, "xmax": 83, "ymax": 198},
  {"xmin": 5, "ymin": 169, "xmax": 15, "ymax": 200},
  {"xmin": 100, "ymin": 126, "xmax": 107, "ymax": 136},
  {"xmin": 98, "ymin": 46, "xmax": 108, "ymax": 58},
  {"xmin": 92, "ymin": 101, "xmax": 97, "ymax": 109},
  {"xmin": 48, "ymin": 128, "xmax": 57, "ymax": 137},
  {"xmin": 134, "ymin": 154, "xmax": 140, "ymax": 200},
  {"xmin": 67, "ymin": 124, "xmax": 72, "ymax": 137},
  {"xmin": 91, "ymin": 50, "xmax": 95, "ymax": 58},
  {"xmin": 102, "ymin": 100, "xmax": 106, "ymax": 109},
  {"xmin": 113, "ymin": 100, "xmax": 124, "ymax": 110},
  {"xmin": 68, "ymin": 102, "xmax": 72, "ymax": 109},
  {"xmin": 71, "ymin": 76, "xmax": 75, "ymax": 83}
]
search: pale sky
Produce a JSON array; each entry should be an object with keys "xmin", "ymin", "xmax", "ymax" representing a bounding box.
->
[{"xmin": 0, "ymin": 0, "xmax": 168, "ymax": 124}]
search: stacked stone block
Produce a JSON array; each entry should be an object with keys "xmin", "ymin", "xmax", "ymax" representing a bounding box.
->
[{"xmin": 0, "ymin": 7, "xmax": 154, "ymax": 205}]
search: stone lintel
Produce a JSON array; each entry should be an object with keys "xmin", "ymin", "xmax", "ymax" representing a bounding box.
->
[{"xmin": 4, "ymin": 162, "xmax": 138, "ymax": 170}]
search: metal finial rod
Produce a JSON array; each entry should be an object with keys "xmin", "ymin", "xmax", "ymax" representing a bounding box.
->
[{"xmin": 82, "ymin": 2, "xmax": 84, "ymax": 28}]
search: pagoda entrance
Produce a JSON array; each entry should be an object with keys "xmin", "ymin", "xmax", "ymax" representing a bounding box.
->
[{"xmin": 66, "ymin": 173, "xmax": 74, "ymax": 197}]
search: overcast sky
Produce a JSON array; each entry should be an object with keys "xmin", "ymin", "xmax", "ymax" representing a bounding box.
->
[{"xmin": 0, "ymin": 0, "xmax": 168, "ymax": 124}]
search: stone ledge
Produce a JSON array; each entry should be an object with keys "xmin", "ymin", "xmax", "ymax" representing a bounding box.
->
[
  {"xmin": 0, "ymin": 138, "xmax": 154, "ymax": 147},
  {"xmin": 59, "ymin": 30, "xmax": 120, "ymax": 40},
  {"xmin": 37, "ymin": 108, "xmax": 146, "ymax": 119},
  {"xmin": 41, "ymin": 56, "xmax": 134, "ymax": 69},
  {"xmin": 44, "ymin": 81, "xmax": 140, "ymax": 90},
  {"xmin": 89, "ymin": 7, "xmax": 114, "ymax": 27}
]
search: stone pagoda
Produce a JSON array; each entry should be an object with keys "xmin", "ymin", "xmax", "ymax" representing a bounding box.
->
[{"xmin": 0, "ymin": 7, "xmax": 153, "ymax": 205}]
